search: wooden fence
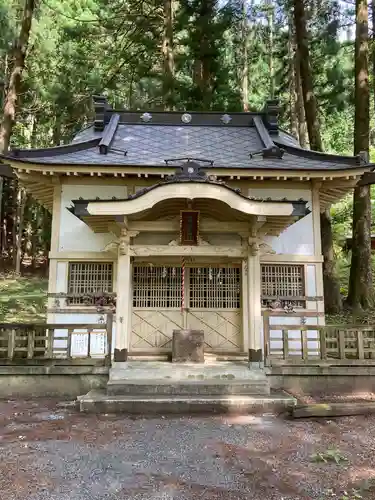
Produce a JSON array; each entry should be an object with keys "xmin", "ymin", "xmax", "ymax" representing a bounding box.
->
[
  {"xmin": 263, "ymin": 311, "xmax": 375, "ymax": 365},
  {"xmin": 0, "ymin": 315, "xmax": 113, "ymax": 365}
]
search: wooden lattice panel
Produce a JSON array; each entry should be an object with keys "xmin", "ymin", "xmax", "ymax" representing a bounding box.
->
[
  {"xmin": 188, "ymin": 266, "xmax": 241, "ymax": 351},
  {"xmin": 133, "ymin": 266, "xmax": 182, "ymax": 308},
  {"xmin": 261, "ymin": 264, "xmax": 305, "ymax": 306},
  {"xmin": 189, "ymin": 267, "xmax": 240, "ymax": 309},
  {"xmin": 187, "ymin": 310, "xmax": 242, "ymax": 351},
  {"xmin": 131, "ymin": 265, "xmax": 242, "ymax": 352},
  {"xmin": 68, "ymin": 262, "xmax": 113, "ymax": 305},
  {"xmin": 132, "ymin": 266, "xmax": 183, "ymax": 351},
  {"xmin": 131, "ymin": 310, "xmax": 183, "ymax": 350}
]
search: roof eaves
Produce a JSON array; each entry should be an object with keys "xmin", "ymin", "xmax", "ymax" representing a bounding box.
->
[
  {"xmin": 70, "ymin": 193, "xmax": 310, "ymax": 219},
  {"xmin": 0, "ymin": 138, "xmax": 101, "ymax": 160},
  {"xmin": 0, "ymin": 163, "xmax": 15, "ymax": 178},
  {"xmin": 273, "ymin": 141, "xmax": 362, "ymax": 165}
]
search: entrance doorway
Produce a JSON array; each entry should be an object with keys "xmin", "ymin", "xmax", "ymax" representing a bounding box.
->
[{"xmin": 131, "ymin": 265, "xmax": 242, "ymax": 353}]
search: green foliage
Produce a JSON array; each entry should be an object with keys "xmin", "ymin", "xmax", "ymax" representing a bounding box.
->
[
  {"xmin": 0, "ymin": 276, "xmax": 47, "ymax": 322},
  {"xmin": 310, "ymin": 448, "xmax": 348, "ymax": 464}
]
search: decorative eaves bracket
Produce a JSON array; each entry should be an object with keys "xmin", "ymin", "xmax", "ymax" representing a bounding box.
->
[{"xmin": 357, "ymin": 170, "xmax": 375, "ymax": 186}]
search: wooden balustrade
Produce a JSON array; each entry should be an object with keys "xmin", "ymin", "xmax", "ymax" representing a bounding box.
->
[
  {"xmin": 263, "ymin": 311, "xmax": 375, "ymax": 365},
  {"xmin": 0, "ymin": 315, "xmax": 113, "ymax": 365}
]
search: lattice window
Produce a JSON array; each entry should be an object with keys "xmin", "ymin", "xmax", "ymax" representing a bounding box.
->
[
  {"xmin": 261, "ymin": 264, "xmax": 305, "ymax": 307},
  {"xmin": 68, "ymin": 262, "xmax": 113, "ymax": 305},
  {"xmin": 189, "ymin": 267, "xmax": 240, "ymax": 309},
  {"xmin": 133, "ymin": 266, "xmax": 182, "ymax": 308}
]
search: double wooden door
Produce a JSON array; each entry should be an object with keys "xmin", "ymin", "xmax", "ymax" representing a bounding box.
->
[{"xmin": 130, "ymin": 264, "xmax": 242, "ymax": 352}]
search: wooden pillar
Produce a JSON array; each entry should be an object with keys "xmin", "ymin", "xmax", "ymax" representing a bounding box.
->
[
  {"xmin": 47, "ymin": 183, "xmax": 61, "ymax": 324},
  {"xmin": 247, "ymin": 243, "xmax": 263, "ymax": 368},
  {"xmin": 114, "ymin": 230, "xmax": 132, "ymax": 362},
  {"xmin": 241, "ymin": 259, "xmax": 250, "ymax": 352},
  {"xmin": 312, "ymin": 181, "xmax": 325, "ymax": 326}
]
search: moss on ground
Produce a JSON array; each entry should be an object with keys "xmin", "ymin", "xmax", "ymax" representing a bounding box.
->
[{"xmin": 0, "ymin": 275, "xmax": 47, "ymax": 323}]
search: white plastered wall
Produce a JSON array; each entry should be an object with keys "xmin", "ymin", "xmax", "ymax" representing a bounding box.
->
[
  {"xmin": 52, "ymin": 184, "xmax": 125, "ymax": 355},
  {"xmin": 250, "ymin": 186, "xmax": 321, "ymax": 355},
  {"xmin": 249, "ymin": 187, "xmax": 314, "ymax": 255},
  {"xmin": 59, "ymin": 184, "xmax": 127, "ymax": 252}
]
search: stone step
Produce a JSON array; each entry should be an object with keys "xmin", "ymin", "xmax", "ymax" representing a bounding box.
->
[
  {"xmin": 79, "ymin": 390, "xmax": 296, "ymax": 415},
  {"xmin": 107, "ymin": 379, "xmax": 270, "ymax": 396},
  {"xmin": 109, "ymin": 361, "xmax": 264, "ymax": 382}
]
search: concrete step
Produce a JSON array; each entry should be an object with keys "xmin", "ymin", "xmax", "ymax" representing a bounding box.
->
[
  {"xmin": 79, "ymin": 390, "xmax": 296, "ymax": 415},
  {"xmin": 107, "ymin": 379, "xmax": 270, "ymax": 396},
  {"xmin": 109, "ymin": 361, "xmax": 264, "ymax": 382}
]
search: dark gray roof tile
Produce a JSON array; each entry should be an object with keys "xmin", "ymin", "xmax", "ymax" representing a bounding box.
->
[{"xmin": 2, "ymin": 114, "xmax": 366, "ymax": 172}]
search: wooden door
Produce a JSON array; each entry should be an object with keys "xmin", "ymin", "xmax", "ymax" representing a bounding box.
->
[{"xmin": 186, "ymin": 266, "xmax": 242, "ymax": 352}]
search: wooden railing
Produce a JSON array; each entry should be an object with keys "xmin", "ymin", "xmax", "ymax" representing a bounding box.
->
[
  {"xmin": 263, "ymin": 311, "xmax": 375, "ymax": 365},
  {"xmin": 0, "ymin": 314, "xmax": 113, "ymax": 365}
]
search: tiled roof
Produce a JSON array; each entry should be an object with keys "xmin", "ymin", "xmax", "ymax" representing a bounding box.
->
[
  {"xmin": 22, "ymin": 125, "xmax": 263, "ymax": 167},
  {"xmin": 0, "ymin": 96, "xmax": 367, "ymax": 171}
]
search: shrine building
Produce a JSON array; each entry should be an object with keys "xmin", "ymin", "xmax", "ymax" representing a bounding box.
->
[{"xmin": 0, "ymin": 96, "xmax": 371, "ymax": 373}]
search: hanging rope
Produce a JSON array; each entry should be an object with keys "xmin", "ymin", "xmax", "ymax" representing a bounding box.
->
[{"xmin": 181, "ymin": 256, "xmax": 185, "ymax": 312}]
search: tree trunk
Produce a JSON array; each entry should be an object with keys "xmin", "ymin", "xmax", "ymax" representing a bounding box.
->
[
  {"xmin": 162, "ymin": 0, "xmax": 175, "ymax": 110},
  {"xmin": 288, "ymin": 17, "xmax": 298, "ymax": 138},
  {"xmin": 347, "ymin": 0, "xmax": 372, "ymax": 310},
  {"xmin": 0, "ymin": 0, "xmax": 37, "ymax": 153},
  {"xmin": 294, "ymin": 47, "xmax": 308, "ymax": 148},
  {"xmin": 30, "ymin": 203, "xmax": 39, "ymax": 270},
  {"xmin": 15, "ymin": 187, "xmax": 26, "ymax": 275},
  {"xmin": 293, "ymin": 0, "xmax": 342, "ymax": 313},
  {"xmin": 52, "ymin": 116, "xmax": 62, "ymax": 146},
  {"xmin": 372, "ymin": 0, "xmax": 375, "ymax": 109},
  {"xmin": 241, "ymin": 0, "xmax": 249, "ymax": 111},
  {"xmin": 192, "ymin": 0, "xmax": 216, "ymax": 109},
  {"xmin": 293, "ymin": 0, "xmax": 322, "ymax": 152},
  {"xmin": 288, "ymin": 13, "xmax": 307, "ymax": 146},
  {"xmin": 0, "ymin": 52, "xmax": 8, "ymax": 249},
  {"xmin": 267, "ymin": 1, "xmax": 275, "ymax": 98},
  {"xmin": 321, "ymin": 209, "xmax": 342, "ymax": 313},
  {"xmin": 0, "ymin": 176, "xmax": 3, "ymax": 267}
]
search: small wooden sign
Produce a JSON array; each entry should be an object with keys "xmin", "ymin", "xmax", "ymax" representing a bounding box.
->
[{"xmin": 180, "ymin": 210, "xmax": 199, "ymax": 245}]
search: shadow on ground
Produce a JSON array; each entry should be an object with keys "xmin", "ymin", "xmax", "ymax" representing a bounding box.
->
[{"xmin": 0, "ymin": 399, "xmax": 374, "ymax": 499}]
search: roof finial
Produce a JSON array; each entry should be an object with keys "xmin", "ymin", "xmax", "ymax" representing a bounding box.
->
[
  {"xmin": 264, "ymin": 99, "xmax": 280, "ymax": 133},
  {"xmin": 93, "ymin": 95, "xmax": 111, "ymax": 131},
  {"xmin": 359, "ymin": 150, "xmax": 369, "ymax": 165}
]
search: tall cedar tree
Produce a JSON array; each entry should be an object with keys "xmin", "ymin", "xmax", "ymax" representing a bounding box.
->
[
  {"xmin": 293, "ymin": 0, "xmax": 342, "ymax": 313},
  {"xmin": 347, "ymin": 0, "xmax": 372, "ymax": 310},
  {"xmin": 0, "ymin": 0, "xmax": 37, "ymax": 274},
  {"xmin": 0, "ymin": 0, "xmax": 37, "ymax": 153},
  {"xmin": 372, "ymin": 0, "xmax": 375, "ymax": 109},
  {"xmin": 163, "ymin": 0, "xmax": 175, "ymax": 110},
  {"xmin": 181, "ymin": 0, "xmax": 218, "ymax": 110},
  {"xmin": 240, "ymin": 0, "xmax": 249, "ymax": 111}
]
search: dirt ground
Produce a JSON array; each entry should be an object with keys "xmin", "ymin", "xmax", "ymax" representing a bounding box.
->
[{"xmin": 0, "ymin": 399, "xmax": 375, "ymax": 500}]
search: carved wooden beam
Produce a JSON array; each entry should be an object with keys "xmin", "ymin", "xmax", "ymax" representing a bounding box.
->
[
  {"xmin": 357, "ymin": 172, "xmax": 375, "ymax": 186},
  {"xmin": 129, "ymin": 245, "xmax": 247, "ymax": 257}
]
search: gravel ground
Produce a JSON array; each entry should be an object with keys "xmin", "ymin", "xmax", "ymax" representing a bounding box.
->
[{"xmin": 0, "ymin": 399, "xmax": 375, "ymax": 500}]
